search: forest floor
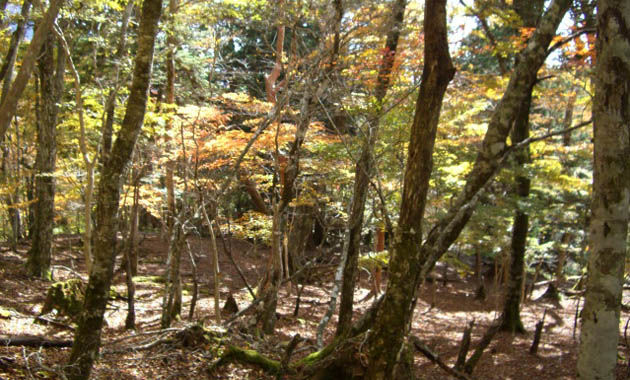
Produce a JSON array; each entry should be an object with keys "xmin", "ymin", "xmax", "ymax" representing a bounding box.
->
[{"xmin": 1, "ymin": 233, "xmax": 629, "ymax": 380}]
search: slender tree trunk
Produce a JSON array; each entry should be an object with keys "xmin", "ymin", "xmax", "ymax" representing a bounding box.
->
[
  {"xmin": 101, "ymin": 0, "xmax": 134, "ymax": 162},
  {"xmin": 164, "ymin": 0, "xmax": 178, "ymax": 239},
  {"xmin": 65, "ymin": 1, "xmax": 162, "ymax": 378},
  {"xmin": 0, "ymin": 0, "xmax": 32, "ymax": 249},
  {"xmin": 577, "ymin": 1, "xmax": 630, "ymax": 378},
  {"xmin": 0, "ymin": 0, "xmax": 63, "ymax": 144},
  {"xmin": 159, "ymin": 0, "xmax": 182, "ymax": 329},
  {"xmin": 336, "ymin": 0, "xmax": 407, "ymax": 338},
  {"xmin": 265, "ymin": 0, "xmax": 285, "ymax": 103},
  {"xmin": 362, "ymin": 1, "xmax": 455, "ymax": 377},
  {"xmin": 26, "ymin": 35, "xmax": 65, "ymax": 279},
  {"xmin": 0, "ymin": 0, "xmax": 32, "ymax": 100},
  {"xmin": 161, "ymin": 219, "xmax": 184, "ymax": 328},
  {"xmin": 500, "ymin": 0, "xmax": 543, "ymax": 334},
  {"xmin": 416, "ymin": 0, "xmax": 570, "ymax": 283},
  {"xmin": 500, "ymin": 85, "xmax": 533, "ymax": 333}
]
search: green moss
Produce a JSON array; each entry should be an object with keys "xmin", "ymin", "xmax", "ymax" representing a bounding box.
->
[
  {"xmin": 294, "ymin": 336, "xmax": 342, "ymax": 368},
  {"xmin": 0, "ymin": 306, "xmax": 13, "ymax": 319},
  {"xmin": 223, "ymin": 345, "xmax": 281, "ymax": 374},
  {"xmin": 358, "ymin": 250, "xmax": 389, "ymax": 270},
  {"xmin": 132, "ymin": 275, "xmax": 165, "ymax": 284},
  {"xmin": 40, "ymin": 280, "xmax": 124, "ymax": 321},
  {"xmin": 40, "ymin": 279, "xmax": 86, "ymax": 319}
]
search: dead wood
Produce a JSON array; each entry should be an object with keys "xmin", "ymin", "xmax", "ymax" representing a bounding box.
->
[
  {"xmin": 33, "ymin": 316, "xmax": 75, "ymax": 331},
  {"xmin": 0, "ymin": 335, "xmax": 73, "ymax": 348},
  {"xmin": 455, "ymin": 319, "xmax": 475, "ymax": 371},
  {"xmin": 463, "ymin": 321, "xmax": 501, "ymax": 374},
  {"xmin": 411, "ymin": 335, "xmax": 474, "ymax": 380},
  {"xmin": 530, "ymin": 309, "xmax": 547, "ymax": 354}
]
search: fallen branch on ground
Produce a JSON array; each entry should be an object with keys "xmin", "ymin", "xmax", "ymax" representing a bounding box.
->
[
  {"xmin": 0, "ymin": 335, "xmax": 73, "ymax": 348},
  {"xmin": 411, "ymin": 335, "xmax": 474, "ymax": 380}
]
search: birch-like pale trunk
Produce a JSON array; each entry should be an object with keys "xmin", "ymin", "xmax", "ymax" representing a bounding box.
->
[{"xmin": 577, "ymin": 1, "xmax": 630, "ymax": 378}]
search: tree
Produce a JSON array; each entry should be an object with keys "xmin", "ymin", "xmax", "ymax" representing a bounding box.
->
[
  {"xmin": 577, "ymin": 0, "xmax": 630, "ymax": 378},
  {"xmin": 0, "ymin": 0, "xmax": 63, "ymax": 144},
  {"xmin": 499, "ymin": 0, "xmax": 544, "ymax": 334},
  {"xmin": 343, "ymin": 0, "xmax": 569, "ymax": 376},
  {"xmin": 361, "ymin": 0, "xmax": 455, "ymax": 377},
  {"xmin": 26, "ymin": 35, "xmax": 65, "ymax": 279},
  {"xmin": 335, "ymin": 0, "xmax": 407, "ymax": 338},
  {"xmin": 65, "ymin": 0, "xmax": 162, "ymax": 378},
  {"xmin": 0, "ymin": 0, "xmax": 33, "ymax": 248}
]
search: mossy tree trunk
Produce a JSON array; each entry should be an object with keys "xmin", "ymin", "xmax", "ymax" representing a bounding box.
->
[
  {"xmin": 65, "ymin": 1, "xmax": 162, "ymax": 379},
  {"xmin": 26, "ymin": 35, "xmax": 65, "ymax": 279},
  {"xmin": 363, "ymin": 0, "xmax": 455, "ymax": 377},
  {"xmin": 336, "ymin": 0, "xmax": 407, "ymax": 338},
  {"xmin": 577, "ymin": 1, "xmax": 630, "ymax": 378}
]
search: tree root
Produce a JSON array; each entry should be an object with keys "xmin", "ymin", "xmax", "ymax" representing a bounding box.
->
[{"xmin": 208, "ymin": 345, "xmax": 282, "ymax": 375}]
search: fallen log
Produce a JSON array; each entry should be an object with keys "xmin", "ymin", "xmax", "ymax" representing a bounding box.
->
[{"xmin": 0, "ymin": 335, "xmax": 72, "ymax": 348}]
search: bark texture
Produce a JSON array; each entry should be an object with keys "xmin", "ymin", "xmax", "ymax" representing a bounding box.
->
[
  {"xmin": 363, "ymin": 0, "xmax": 455, "ymax": 377},
  {"xmin": 336, "ymin": 0, "xmax": 407, "ymax": 337},
  {"xmin": 577, "ymin": 1, "xmax": 630, "ymax": 378},
  {"xmin": 26, "ymin": 36, "xmax": 65, "ymax": 279},
  {"xmin": 500, "ymin": 0, "xmax": 542, "ymax": 333},
  {"xmin": 65, "ymin": 1, "xmax": 162, "ymax": 378},
  {"xmin": 0, "ymin": 0, "xmax": 63, "ymax": 144}
]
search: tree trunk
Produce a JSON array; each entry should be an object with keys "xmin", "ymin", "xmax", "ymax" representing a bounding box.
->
[
  {"xmin": 101, "ymin": 0, "xmax": 134, "ymax": 162},
  {"xmin": 0, "ymin": 0, "xmax": 63, "ymax": 144},
  {"xmin": 336, "ymin": 0, "xmax": 407, "ymax": 338},
  {"xmin": 499, "ymin": 0, "xmax": 543, "ymax": 334},
  {"xmin": 577, "ymin": 1, "xmax": 630, "ymax": 378},
  {"xmin": 161, "ymin": 220, "xmax": 184, "ymax": 328},
  {"xmin": 499, "ymin": 85, "xmax": 533, "ymax": 333},
  {"xmin": 26, "ymin": 35, "xmax": 65, "ymax": 279},
  {"xmin": 363, "ymin": 0, "xmax": 455, "ymax": 377},
  {"xmin": 287, "ymin": 204, "xmax": 314, "ymax": 273},
  {"xmin": 0, "ymin": 0, "xmax": 32, "ymax": 249},
  {"xmin": 164, "ymin": 0, "xmax": 178, "ymax": 239},
  {"xmin": 65, "ymin": 1, "xmax": 162, "ymax": 378},
  {"xmin": 416, "ymin": 0, "xmax": 570, "ymax": 283},
  {"xmin": 0, "ymin": 0, "xmax": 32, "ymax": 101}
]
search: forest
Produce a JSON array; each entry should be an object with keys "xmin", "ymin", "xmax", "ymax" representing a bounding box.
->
[{"xmin": 0, "ymin": 0, "xmax": 628, "ymax": 379}]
